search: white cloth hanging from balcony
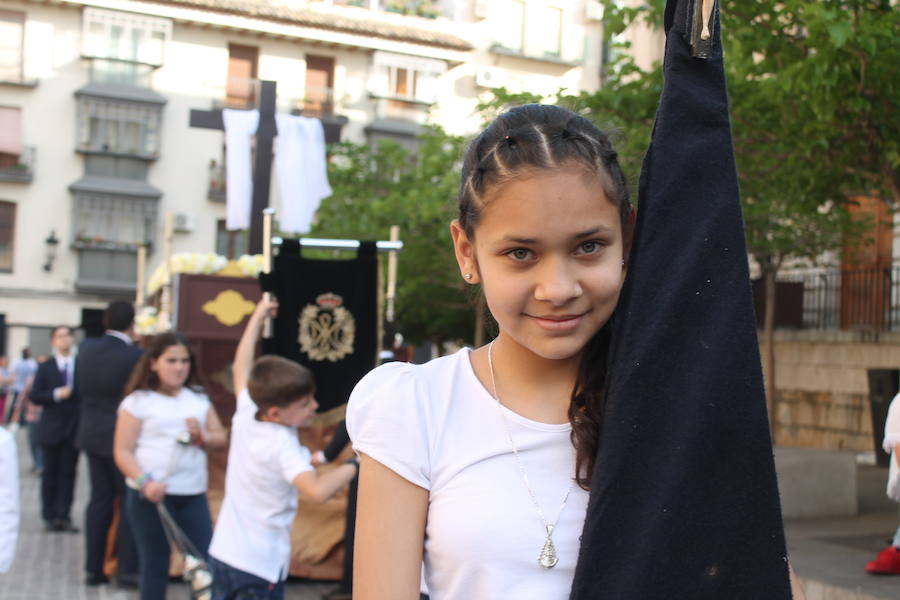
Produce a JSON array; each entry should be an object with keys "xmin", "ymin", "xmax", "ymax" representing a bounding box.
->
[
  {"xmin": 223, "ymin": 108, "xmax": 259, "ymax": 231},
  {"xmin": 274, "ymin": 114, "xmax": 332, "ymax": 234}
]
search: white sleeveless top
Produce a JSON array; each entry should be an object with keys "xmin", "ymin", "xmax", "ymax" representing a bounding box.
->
[{"xmin": 347, "ymin": 349, "xmax": 588, "ymax": 600}]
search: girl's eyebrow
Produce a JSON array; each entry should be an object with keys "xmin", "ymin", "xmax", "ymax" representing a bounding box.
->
[{"xmin": 501, "ymin": 226, "xmax": 613, "ymax": 245}]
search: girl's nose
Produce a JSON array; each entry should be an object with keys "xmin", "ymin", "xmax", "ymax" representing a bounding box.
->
[{"xmin": 534, "ymin": 258, "xmax": 582, "ymax": 306}]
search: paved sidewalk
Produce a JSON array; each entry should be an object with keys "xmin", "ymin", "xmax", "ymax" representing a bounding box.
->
[
  {"xmin": 785, "ymin": 465, "xmax": 900, "ymax": 600},
  {"xmin": 0, "ymin": 429, "xmax": 336, "ymax": 600}
]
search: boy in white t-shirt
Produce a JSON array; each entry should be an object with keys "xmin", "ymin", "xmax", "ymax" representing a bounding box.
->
[{"xmin": 209, "ymin": 298, "xmax": 359, "ymax": 600}]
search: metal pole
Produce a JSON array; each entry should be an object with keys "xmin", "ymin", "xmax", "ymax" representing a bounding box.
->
[
  {"xmin": 271, "ymin": 237, "xmax": 403, "ymax": 252},
  {"xmin": 135, "ymin": 244, "xmax": 147, "ymax": 308},
  {"xmin": 262, "ymin": 208, "xmax": 275, "ymax": 338},
  {"xmin": 385, "ymin": 225, "xmax": 400, "ymax": 322}
]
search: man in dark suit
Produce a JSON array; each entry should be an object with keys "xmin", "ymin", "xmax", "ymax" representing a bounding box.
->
[
  {"xmin": 30, "ymin": 325, "xmax": 80, "ymax": 534},
  {"xmin": 76, "ymin": 301, "xmax": 143, "ymax": 587}
]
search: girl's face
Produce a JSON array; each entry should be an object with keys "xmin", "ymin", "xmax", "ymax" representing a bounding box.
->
[
  {"xmin": 150, "ymin": 344, "xmax": 192, "ymax": 393},
  {"xmin": 452, "ymin": 165, "xmax": 626, "ymax": 361}
]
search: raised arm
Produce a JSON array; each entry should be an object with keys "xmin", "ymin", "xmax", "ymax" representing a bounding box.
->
[
  {"xmin": 353, "ymin": 454, "xmax": 428, "ymax": 600},
  {"xmin": 233, "ymin": 297, "xmax": 278, "ymax": 394}
]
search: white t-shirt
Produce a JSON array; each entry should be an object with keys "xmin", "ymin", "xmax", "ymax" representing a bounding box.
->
[
  {"xmin": 209, "ymin": 389, "xmax": 314, "ymax": 583},
  {"xmin": 347, "ymin": 349, "xmax": 589, "ymax": 600},
  {"xmin": 119, "ymin": 387, "xmax": 211, "ymax": 495},
  {"xmin": 884, "ymin": 392, "xmax": 900, "ymax": 502},
  {"xmin": 0, "ymin": 427, "xmax": 18, "ymax": 574}
]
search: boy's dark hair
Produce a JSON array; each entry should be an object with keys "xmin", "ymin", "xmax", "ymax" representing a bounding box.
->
[
  {"xmin": 104, "ymin": 301, "xmax": 135, "ymax": 332},
  {"xmin": 50, "ymin": 326, "xmax": 72, "ymax": 339},
  {"xmin": 248, "ymin": 356, "xmax": 316, "ymax": 412}
]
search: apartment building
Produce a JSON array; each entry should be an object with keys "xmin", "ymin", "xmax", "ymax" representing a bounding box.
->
[{"xmin": 0, "ymin": 0, "xmax": 659, "ymax": 355}]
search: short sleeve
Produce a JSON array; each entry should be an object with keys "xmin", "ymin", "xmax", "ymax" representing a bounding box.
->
[
  {"xmin": 279, "ymin": 437, "xmax": 314, "ymax": 483},
  {"xmin": 346, "ymin": 362, "xmax": 431, "ymax": 490},
  {"xmin": 119, "ymin": 392, "xmax": 145, "ymax": 419},
  {"xmin": 236, "ymin": 388, "xmax": 257, "ymax": 417},
  {"xmin": 884, "ymin": 393, "xmax": 900, "ymax": 452}
]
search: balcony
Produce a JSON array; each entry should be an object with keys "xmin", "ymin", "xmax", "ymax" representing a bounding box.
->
[
  {"xmin": 74, "ymin": 245, "xmax": 138, "ymax": 296},
  {"xmin": 0, "ymin": 146, "xmax": 35, "ymax": 183},
  {"xmin": 86, "ymin": 57, "xmax": 156, "ymax": 88}
]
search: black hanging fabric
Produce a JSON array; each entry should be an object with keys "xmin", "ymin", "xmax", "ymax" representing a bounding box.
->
[
  {"xmin": 570, "ymin": 1, "xmax": 791, "ymax": 598},
  {"xmin": 263, "ymin": 240, "xmax": 379, "ymax": 412}
]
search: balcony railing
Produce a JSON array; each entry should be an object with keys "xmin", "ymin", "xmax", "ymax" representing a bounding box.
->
[
  {"xmin": 0, "ymin": 146, "xmax": 35, "ymax": 183},
  {"xmin": 767, "ymin": 267, "xmax": 900, "ymax": 333},
  {"xmin": 329, "ymin": 0, "xmax": 441, "ymax": 18},
  {"xmin": 87, "ymin": 57, "xmax": 156, "ymax": 88}
]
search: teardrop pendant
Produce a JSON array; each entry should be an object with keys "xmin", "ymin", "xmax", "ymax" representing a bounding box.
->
[{"xmin": 538, "ymin": 525, "xmax": 559, "ymax": 568}]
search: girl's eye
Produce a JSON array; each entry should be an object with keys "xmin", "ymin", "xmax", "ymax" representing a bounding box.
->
[
  {"xmin": 577, "ymin": 241, "xmax": 603, "ymax": 255},
  {"xmin": 507, "ymin": 248, "xmax": 533, "ymax": 262}
]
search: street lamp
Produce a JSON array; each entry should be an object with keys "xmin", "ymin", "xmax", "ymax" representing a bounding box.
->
[{"xmin": 43, "ymin": 230, "xmax": 59, "ymax": 272}]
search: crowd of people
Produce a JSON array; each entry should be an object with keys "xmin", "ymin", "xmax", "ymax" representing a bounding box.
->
[{"xmin": 0, "ymin": 299, "xmax": 359, "ymax": 600}]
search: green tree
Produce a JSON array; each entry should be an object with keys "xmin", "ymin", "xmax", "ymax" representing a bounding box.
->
[
  {"xmin": 480, "ymin": 0, "xmax": 896, "ymax": 425},
  {"xmin": 310, "ymin": 127, "xmax": 474, "ymax": 346}
]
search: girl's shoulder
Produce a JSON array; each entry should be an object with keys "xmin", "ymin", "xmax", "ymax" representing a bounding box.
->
[{"xmin": 350, "ymin": 348, "xmax": 473, "ymax": 404}]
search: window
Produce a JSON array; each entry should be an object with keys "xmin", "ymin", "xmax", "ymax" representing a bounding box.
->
[
  {"xmin": 540, "ymin": 6, "xmax": 563, "ymax": 57},
  {"xmin": 369, "ymin": 52, "xmax": 445, "ymax": 104},
  {"xmin": 304, "ymin": 55, "xmax": 335, "ymax": 117},
  {"xmin": 0, "ymin": 106, "xmax": 22, "ymax": 169},
  {"xmin": 76, "ymin": 97, "xmax": 162, "ymax": 157},
  {"xmin": 0, "ymin": 11, "xmax": 24, "ymax": 82},
  {"xmin": 226, "ymin": 44, "xmax": 258, "ymax": 109},
  {"xmin": 0, "ymin": 201, "xmax": 15, "ymax": 272},
  {"xmin": 73, "ymin": 193, "xmax": 157, "ymax": 249},
  {"xmin": 82, "ymin": 8, "xmax": 171, "ymax": 66},
  {"xmin": 497, "ymin": 0, "xmax": 526, "ymax": 52},
  {"xmin": 215, "ymin": 219, "xmax": 247, "ymax": 260}
]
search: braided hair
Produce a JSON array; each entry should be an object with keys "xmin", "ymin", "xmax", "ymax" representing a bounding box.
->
[{"xmin": 457, "ymin": 104, "xmax": 632, "ymax": 491}]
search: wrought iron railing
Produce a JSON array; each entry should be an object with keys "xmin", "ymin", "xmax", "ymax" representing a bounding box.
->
[
  {"xmin": 772, "ymin": 267, "xmax": 900, "ymax": 333},
  {"xmin": 0, "ymin": 146, "xmax": 35, "ymax": 183}
]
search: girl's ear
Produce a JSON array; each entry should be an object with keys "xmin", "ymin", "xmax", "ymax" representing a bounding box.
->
[{"xmin": 450, "ymin": 220, "xmax": 480, "ymax": 284}]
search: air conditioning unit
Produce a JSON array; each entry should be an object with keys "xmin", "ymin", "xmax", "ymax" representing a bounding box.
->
[
  {"xmin": 585, "ymin": 1, "xmax": 605, "ymax": 22},
  {"xmin": 172, "ymin": 213, "xmax": 195, "ymax": 233},
  {"xmin": 475, "ymin": 66, "xmax": 505, "ymax": 89},
  {"xmin": 473, "ymin": 0, "xmax": 488, "ymax": 20}
]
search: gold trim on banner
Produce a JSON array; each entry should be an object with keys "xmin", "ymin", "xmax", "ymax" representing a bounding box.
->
[{"xmin": 202, "ymin": 290, "xmax": 256, "ymax": 327}]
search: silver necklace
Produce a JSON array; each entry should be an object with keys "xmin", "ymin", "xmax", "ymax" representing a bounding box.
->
[{"xmin": 487, "ymin": 340, "xmax": 574, "ymax": 569}]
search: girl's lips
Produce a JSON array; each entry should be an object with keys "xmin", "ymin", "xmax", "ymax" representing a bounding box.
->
[{"xmin": 528, "ymin": 313, "xmax": 585, "ymax": 331}]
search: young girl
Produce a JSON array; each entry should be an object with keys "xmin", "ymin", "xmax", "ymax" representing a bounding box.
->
[
  {"xmin": 347, "ymin": 104, "xmax": 630, "ymax": 599},
  {"xmin": 114, "ymin": 332, "xmax": 226, "ymax": 600}
]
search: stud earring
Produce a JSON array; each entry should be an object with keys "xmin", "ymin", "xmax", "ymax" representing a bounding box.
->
[{"xmin": 464, "ymin": 273, "xmax": 473, "ymax": 281}]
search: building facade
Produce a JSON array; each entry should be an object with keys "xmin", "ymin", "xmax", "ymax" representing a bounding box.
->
[{"xmin": 0, "ymin": 0, "xmax": 661, "ymax": 356}]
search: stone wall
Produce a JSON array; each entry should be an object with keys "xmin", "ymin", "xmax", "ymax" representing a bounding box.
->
[{"xmin": 762, "ymin": 330, "xmax": 900, "ymax": 451}]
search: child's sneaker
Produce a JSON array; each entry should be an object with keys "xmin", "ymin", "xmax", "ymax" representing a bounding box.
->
[{"xmin": 865, "ymin": 545, "xmax": 900, "ymax": 574}]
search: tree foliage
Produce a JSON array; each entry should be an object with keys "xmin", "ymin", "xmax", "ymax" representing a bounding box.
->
[{"xmin": 310, "ymin": 128, "xmax": 473, "ymax": 345}]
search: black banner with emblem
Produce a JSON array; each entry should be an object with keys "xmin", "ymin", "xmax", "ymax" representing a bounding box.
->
[{"xmin": 263, "ymin": 239, "xmax": 378, "ymax": 412}]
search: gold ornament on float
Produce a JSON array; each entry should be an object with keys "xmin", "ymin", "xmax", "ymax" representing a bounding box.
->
[
  {"xmin": 202, "ymin": 290, "xmax": 256, "ymax": 327},
  {"xmin": 298, "ymin": 293, "xmax": 356, "ymax": 362}
]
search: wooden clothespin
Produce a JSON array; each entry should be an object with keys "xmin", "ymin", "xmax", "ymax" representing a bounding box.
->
[{"xmin": 690, "ymin": 0, "xmax": 717, "ymax": 59}]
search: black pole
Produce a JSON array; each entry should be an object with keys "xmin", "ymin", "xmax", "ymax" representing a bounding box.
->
[{"xmin": 249, "ymin": 80, "xmax": 278, "ymax": 255}]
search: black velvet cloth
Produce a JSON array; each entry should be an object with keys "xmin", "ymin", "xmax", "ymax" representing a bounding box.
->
[
  {"xmin": 263, "ymin": 239, "xmax": 378, "ymax": 412},
  {"xmin": 570, "ymin": 1, "xmax": 791, "ymax": 598}
]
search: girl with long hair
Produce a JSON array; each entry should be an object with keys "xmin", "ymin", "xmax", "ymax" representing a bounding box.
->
[{"xmin": 114, "ymin": 332, "xmax": 226, "ymax": 600}]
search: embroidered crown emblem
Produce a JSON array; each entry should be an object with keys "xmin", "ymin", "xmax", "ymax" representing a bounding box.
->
[{"xmin": 298, "ymin": 292, "xmax": 355, "ymax": 362}]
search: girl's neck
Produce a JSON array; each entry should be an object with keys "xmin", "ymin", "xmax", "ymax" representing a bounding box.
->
[
  {"xmin": 156, "ymin": 384, "xmax": 183, "ymax": 397},
  {"xmin": 478, "ymin": 334, "xmax": 580, "ymax": 425}
]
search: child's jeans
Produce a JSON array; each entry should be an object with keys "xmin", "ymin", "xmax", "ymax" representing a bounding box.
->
[
  {"xmin": 209, "ymin": 556, "xmax": 285, "ymax": 600},
  {"xmin": 126, "ymin": 489, "xmax": 212, "ymax": 600}
]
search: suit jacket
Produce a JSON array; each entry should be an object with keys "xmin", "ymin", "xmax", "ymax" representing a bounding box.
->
[
  {"xmin": 30, "ymin": 355, "xmax": 81, "ymax": 446},
  {"xmin": 75, "ymin": 334, "xmax": 144, "ymax": 457}
]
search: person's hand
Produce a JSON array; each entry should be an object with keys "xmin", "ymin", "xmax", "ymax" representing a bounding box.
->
[
  {"xmin": 185, "ymin": 417, "xmax": 202, "ymax": 444},
  {"xmin": 311, "ymin": 450, "xmax": 327, "ymax": 467},
  {"xmin": 143, "ymin": 480, "xmax": 167, "ymax": 504},
  {"xmin": 57, "ymin": 386, "xmax": 72, "ymax": 401},
  {"xmin": 255, "ymin": 296, "xmax": 279, "ymax": 320}
]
